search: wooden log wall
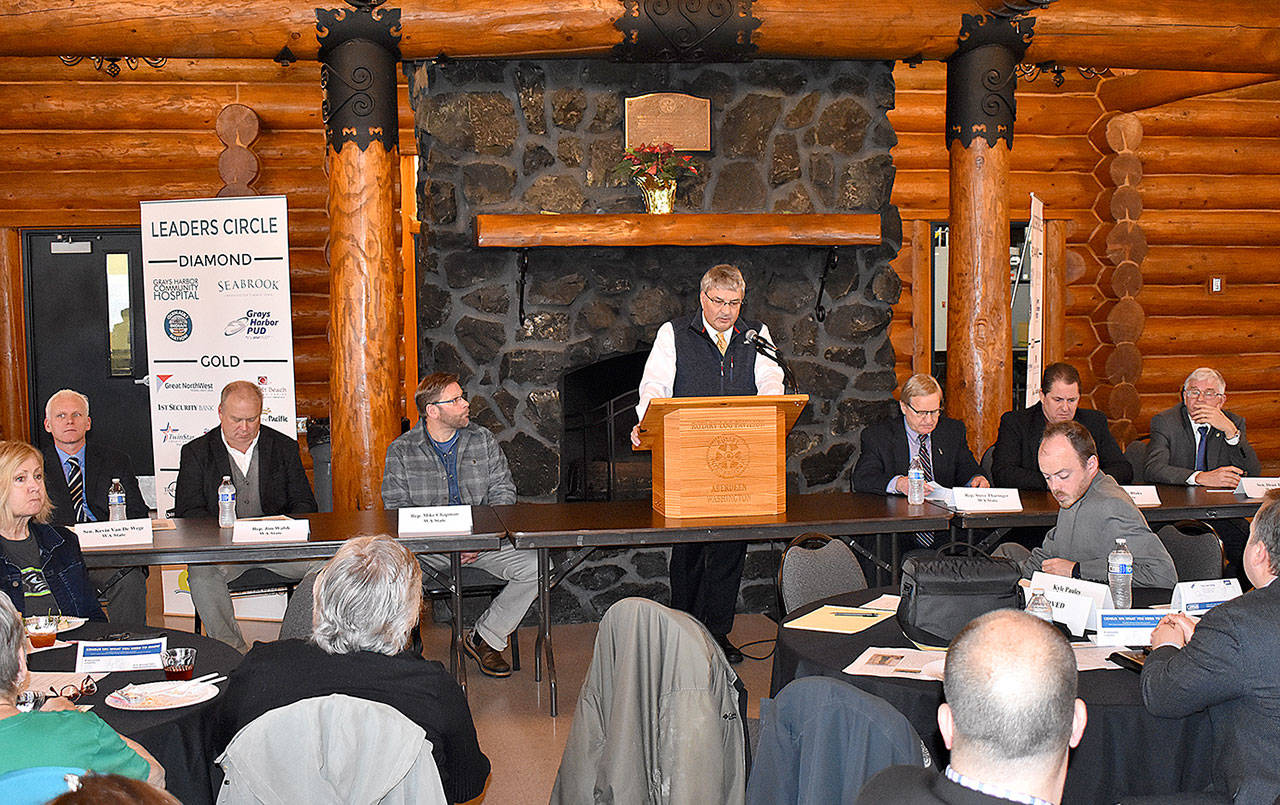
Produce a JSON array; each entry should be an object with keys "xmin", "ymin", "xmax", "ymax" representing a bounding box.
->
[{"xmin": 0, "ymin": 57, "xmax": 413, "ymax": 471}]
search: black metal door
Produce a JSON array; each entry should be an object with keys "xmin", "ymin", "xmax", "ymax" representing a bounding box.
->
[{"xmin": 24, "ymin": 229, "xmax": 153, "ymax": 474}]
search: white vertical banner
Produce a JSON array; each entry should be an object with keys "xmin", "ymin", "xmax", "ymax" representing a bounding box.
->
[
  {"xmin": 141, "ymin": 196, "xmax": 297, "ymax": 516},
  {"xmin": 1024, "ymin": 193, "xmax": 1046, "ymax": 408}
]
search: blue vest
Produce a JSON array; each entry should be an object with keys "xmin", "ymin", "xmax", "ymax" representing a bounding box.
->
[{"xmin": 670, "ymin": 311, "xmax": 761, "ymax": 398}]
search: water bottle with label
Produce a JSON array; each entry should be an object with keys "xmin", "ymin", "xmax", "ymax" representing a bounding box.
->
[
  {"xmin": 1026, "ymin": 588, "xmax": 1054, "ymax": 622},
  {"xmin": 907, "ymin": 455, "xmax": 926, "ymax": 505},
  {"xmin": 107, "ymin": 478, "xmax": 127, "ymax": 520},
  {"xmin": 217, "ymin": 476, "xmax": 236, "ymax": 528},
  {"xmin": 1108, "ymin": 538, "xmax": 1134, "ymax": 609}
]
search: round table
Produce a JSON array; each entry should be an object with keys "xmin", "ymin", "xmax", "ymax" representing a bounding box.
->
[
  {"xmin": 27, "ymin": 622, "xmax": 242, "ymax": 805},
  {"xmin": 771, "ymin": 588, "xmax": 1215, "ymax": 803}
]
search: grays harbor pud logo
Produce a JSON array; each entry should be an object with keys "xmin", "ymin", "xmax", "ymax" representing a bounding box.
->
[
  {"xmin": 705, "ymin": 434, "xmax": 749, "ymax": 478},
  {"xmin": 163, "ymin": 309, "xmax": 192, "ymax": 341}
]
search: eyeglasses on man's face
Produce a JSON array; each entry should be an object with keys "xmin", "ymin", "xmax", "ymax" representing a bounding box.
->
[
  {"xmin": 1184, "ymin": 388, "xmax": 1224, "ymax": 401},
  {"xmin": 702, "ymin": 290, "xmax": 743, "ymax": 310},
  {"xmin": 428, "ymin": 394, "xmax": 468, "ymax": 407},
  {"xmin": 904, "ymin": 402, "xmax": 942, "ymax": 418}
]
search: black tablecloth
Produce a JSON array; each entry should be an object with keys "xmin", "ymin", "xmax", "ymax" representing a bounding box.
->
[
  {"xmin": 28, "ymin": 622, "xmax": 242, "ymax": 804},
  {"xmin": 772, "ymin": 589, "xmax": 1215, "ymax": 803}
]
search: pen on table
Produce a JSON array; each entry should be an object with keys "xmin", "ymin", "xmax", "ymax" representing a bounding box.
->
[{"xmin": 831, "ymin": 611, "xmax": 882, "ymax": 618}]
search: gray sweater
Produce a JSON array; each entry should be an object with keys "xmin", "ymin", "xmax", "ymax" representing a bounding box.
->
[{"xmin": 1022, "ymin": 472, "xmax": 1177, "ymax": 588}]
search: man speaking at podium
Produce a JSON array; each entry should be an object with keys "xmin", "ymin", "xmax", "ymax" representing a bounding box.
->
[{"xmin": 630, "ymin": 264, "xmax": 784, "ymax": 663}]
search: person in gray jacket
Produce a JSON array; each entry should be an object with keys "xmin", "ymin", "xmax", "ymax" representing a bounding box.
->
[
  {"xmin": 381, "ymin": 372, "xmax": 537, "ymax": 678},
  {"xmin": 1021, "ymin": 421, "xmax": 1176, "ymax": 588}
]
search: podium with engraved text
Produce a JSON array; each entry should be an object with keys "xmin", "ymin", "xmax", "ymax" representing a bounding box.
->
[{"xmin": 634, "ymin": 394, "xmax": 808, "ymax": 518}]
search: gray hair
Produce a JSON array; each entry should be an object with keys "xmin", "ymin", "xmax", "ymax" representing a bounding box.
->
[
  {"xmin": 311, "ymin": 536, "xmax": 422, "ymax": 655},
  {"xmin": 0, "ymin": 594, "xmax": 25, "ymax": 699},
  {"xmin": 45, "ymin": 389, "xmax": 89, "ymax": 420},
  {"xmin": 700, "ymin": 264, "xmax": 745, "ymax": 296},
  {"xmin": 220, "ymin": 380, "xmax": 264, "ymax": 406},
  {"xmin": 1251, "ymin": 489, "xmax": 1280, "ymax": 577},
  {"xmin": 1183, "ymin": 367, "xmax": 1226, "ymax": 394},
  {"xmin": 901, "ymin": 373, "xmax": 943, "ymax": 406}
]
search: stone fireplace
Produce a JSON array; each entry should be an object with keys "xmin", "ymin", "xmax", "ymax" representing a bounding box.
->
[{"xmin": 405, "ymin": 57, "xmax": 902, "ymax": 622}]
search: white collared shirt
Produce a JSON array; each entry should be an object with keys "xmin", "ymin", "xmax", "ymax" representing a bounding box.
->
[
  {"xmin": 1184, "ymin": 410, "xmax": 1240, "ymax": 485},
  {"xmin": 221, "ymin": 430, "xmax": 260, "ymax": 476}
]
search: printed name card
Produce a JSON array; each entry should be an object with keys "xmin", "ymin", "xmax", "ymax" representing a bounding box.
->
[
  {"xmin": 951, "ymin": 487, "xmax": 1022, "ymax": 513},
  {"xmin": 1029, "ymin": 572, "xmax": 1113, "ymax": 636},
  {"xmin": 398, "ymin": 506, "xmax": 473, "ymax": 535},
  {"xmin": 74, "ymin": 518, "xmax": 154, "ymax": 548},
  {"xmin": 1121, "ymin": 486, "xmax": 1162, "ymax": 507},
  {"xmin": 1091, "ymin": 610, "xmax": 1165, "ymax": 647},
  {"xmin": 75, "ymin": 637, "xmax": 167, "ymax": 673},
  {"xmin": 1171, "ymin": 578, "xmax": 1242, "ymax": 615},
  {"xmin": 231, "ymin": 518, "xmax": 311, "ymax": 544},
  {"xmin": 1233, "ymin": 477, "xmax": 1280, "ymax": 499}
]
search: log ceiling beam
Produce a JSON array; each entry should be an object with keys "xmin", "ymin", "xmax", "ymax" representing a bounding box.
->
[
  {"xmin": 0, "ymin": 1, "xmax": 1276, "ymax": 72},
  {"xmin": 1098, "ymin": 70, "xmax": 1280, "ymax": 112}
]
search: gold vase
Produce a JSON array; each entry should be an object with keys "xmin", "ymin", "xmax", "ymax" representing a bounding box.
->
[{"xmin": 635, "ymin": 175, "xmax": 677, "ymax": 214}]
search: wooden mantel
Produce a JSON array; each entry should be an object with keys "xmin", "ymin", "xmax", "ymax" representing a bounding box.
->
[{"xmin": 475, "ymin": 213, "xmax": 882, "ymax": 248}]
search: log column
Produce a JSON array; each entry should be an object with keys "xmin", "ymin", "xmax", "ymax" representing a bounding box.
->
[
  {"xmin": 944, "ymin": 13, "xmax": 1032, "ymax": 454},
  {"xmin": 318, "ymin": 3, "xmax": 402, "ymax": 511}
]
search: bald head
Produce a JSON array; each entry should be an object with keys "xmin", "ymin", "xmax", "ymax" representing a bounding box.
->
[{"xmin": 944, "ymin": 610, "xmax": 1078, "ymax": 763}]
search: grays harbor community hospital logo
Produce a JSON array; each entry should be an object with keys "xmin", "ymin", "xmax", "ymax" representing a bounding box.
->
[
  {"xmin": 164, "ymin": 309, "xmax": 192, "ymax": 341},
  {"xmin": 705, "ymin": 434, "xmax": 750, "ymax": 478}
]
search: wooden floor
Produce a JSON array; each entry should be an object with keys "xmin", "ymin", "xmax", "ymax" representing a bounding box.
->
[{"xmin": 147, "ymin": 577, "xmax": 780, "ymax": 803}]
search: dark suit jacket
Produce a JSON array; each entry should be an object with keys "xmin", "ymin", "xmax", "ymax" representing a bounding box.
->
[
  {"xmin": 1145, "ymin": 403, "xmax": 1260, "ymax": 486},
  {"xmin": 1141, "ymin": 579, "xmax": 1280, "ymax": 802},
  {"xmin": 852, "ymin": 416, "xmax": 985, "ymax": 494},
  {"xmin": 39, "ymin": 441, "xmax": 148, "ymax": 526},
  {"xmin": 990, "ymin": 402, "xmax": 1132, "ymax": 490},
  {"xmin": 857, "ymin": 766, "xmax": 1019, "ymax": 805},
  {"xmin": 173, "ymin": 426, "xmax": 317, "ymax": 518}
]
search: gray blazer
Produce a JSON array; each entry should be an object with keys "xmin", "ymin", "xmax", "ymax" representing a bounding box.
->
[
  {"xmin": 381, "ymin": 422, "xmax": 516, "ymax": 508},
  {"xmin": 1021, "ymin": 472, "xmax": 1177, "ymax": 588},
  {"xmin": 1145, "ymin": 403, "xmax": 1260, "ymax": 485},
  {"xmin": 1142, "ymin": 579, "xmax": 1280, "ymax": 802}
]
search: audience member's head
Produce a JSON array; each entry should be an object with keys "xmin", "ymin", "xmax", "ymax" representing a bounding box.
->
[
  {"xmin": 311, "ymin": 536, "xmax": 423, "ymax": 655},
  {"xmin": 48, "ymin": 773, "xmax": 180, "ymax": 805},
  {"xmin": 0, "ymin": 594, "xmax": 27, "ymax": 703},
  {"xmin": 0, "ymin": 440, "xmax": 53, "ymax": 533},
  {"xmin": 217, "ymin": 381, "xmax": 264, "ymax": 453},
  {"xmin": 899, "ymin": 373, "xmax": 944, "ymax": 436},
  {"xmin": 1244, "ymin": 489, "xmax": 1280, "ymax": 588},
  {"xmin": 44, "ymin": 389, "xmax": 92, "ymax": 453},
  {"xmin": 940, "ymin": 610, "xmax": 1087, "ymax": 804},
  {"xmin": 1039, "ymin": 362, "xmax": 1081, "ymax": 424},
  {"xmin": 1038, "ymin": 421, "xmax": 1099, "ymax": 508}
]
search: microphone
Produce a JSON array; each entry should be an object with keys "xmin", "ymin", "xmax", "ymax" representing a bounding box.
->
[{"xmin": 743, "ymin": 329, "xmax": 796, "ymax": 393}]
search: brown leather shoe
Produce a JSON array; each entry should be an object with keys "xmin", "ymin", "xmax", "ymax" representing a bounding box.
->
[{"xmin": 464, "ymin": 629, "xmax": 512, "ymax": 677}]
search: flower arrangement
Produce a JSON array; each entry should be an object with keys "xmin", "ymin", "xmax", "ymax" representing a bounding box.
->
[{"xmin": 610, "ymin": 142, "xmax": 699, "ymax": 184}]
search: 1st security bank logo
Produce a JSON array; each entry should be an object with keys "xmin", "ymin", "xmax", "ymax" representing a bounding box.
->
[{"xmin": 224, "ymin": 309, "xmax": 280, "ymax": 341}]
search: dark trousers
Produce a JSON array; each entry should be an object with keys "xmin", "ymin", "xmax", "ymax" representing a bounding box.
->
[
  {"xmin": 669, "ymin": 540, "xmax": 747, "ymax": 637},
  {"xmin": 1217, "ymin": 518, "xmax": 1251, "ymax": 588},
  {"xmin": 88, "ymin": 566, "xmax": 148, "ymax": 625}
]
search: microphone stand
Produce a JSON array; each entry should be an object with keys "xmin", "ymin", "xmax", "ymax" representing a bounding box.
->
[{"xmin": 749, "ymin": 335, "xmax": 798, "ymax": 394}]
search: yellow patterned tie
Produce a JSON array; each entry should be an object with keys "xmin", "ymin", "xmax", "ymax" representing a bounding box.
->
[{"xmin": 716, "ymin": 331, "xmax": 727, "ymax": 356}]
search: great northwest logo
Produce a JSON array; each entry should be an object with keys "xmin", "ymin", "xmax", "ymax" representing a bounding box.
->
[{"xmin": 154, "ymin": 374, "xmax": 174, "ymax": 393}]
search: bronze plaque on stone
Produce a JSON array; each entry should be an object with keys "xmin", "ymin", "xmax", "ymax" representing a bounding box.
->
[{"xmin": 624, "ymin": 93, "xmax": 711, "ymax": 151}]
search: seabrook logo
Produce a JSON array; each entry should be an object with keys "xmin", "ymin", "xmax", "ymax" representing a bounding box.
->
[{"xmin": 217, "ymin": 278, "xmax": 280, "ymax": 295}]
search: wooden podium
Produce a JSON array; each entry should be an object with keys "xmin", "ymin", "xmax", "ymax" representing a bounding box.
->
[{"xmin": 634, "ymin": 394, "xmax": 808, "ymax": 518}]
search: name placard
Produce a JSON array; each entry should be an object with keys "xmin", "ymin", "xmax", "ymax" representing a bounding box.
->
[
  {"xmin": 231, "ymin": 518, "xmax": 311, "ymax": 544},
  {"xmin": 1121, "ymin": 485, "xmax": 1162, "ymax": 507},
  {"xmin": 397, "ymin": 506, "xmax": 473, "ymax": 536},
  {"xmin": 1234, "ymin": 477, "xmax": 1280, "ymax": 499},
  {"xmin": 952, "ymin": 487, "xmax": 1022, "ymax": 513},
  {"xmin": 76, "ymin": 637, "xmax": 167, "ymax": 673},
  {"xmin": 1029, "ymin": 572, "xmax": 1113, "ymax": 636},
  {"xmin": 1091, "ymin": 609, "xmax": 1165, "ymax": 647},
  {"xmin": 1171, "ymin": 578, "xmax": 1242, "ymax": 615},
  {"xmin": 75, "ymin": 518, "xmax": 153, "ymax": 548}
]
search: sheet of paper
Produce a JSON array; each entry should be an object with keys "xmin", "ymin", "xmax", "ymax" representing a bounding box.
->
[
  {"xmin": 75, "ymin": 638, "xmax": 167, "ymax": 673},
  {"xmin": 783, "ymin": 605, "xmax": 894, "ymax": 635},
  {"xmin": 860, "ymin": 594, "xmax": 901, "ymax": 612},
  {"xmin": 1234, "ymin": 477, "xmax": 1280, "ymax": 499},
  {"xmin": 1120, "ymin": 485, "xmax": 1162, "ymax": 507},
  {"xmin": 924, "ymin": 486, "xmax": 954, "ymax": 508},
  {"xmin": 1072, "ymin": 644, "xmax": 1125, "ymax": 672},
  {"xmin": 952, "ymin": 487, "xmax": 1023, "ymax": 512},
  {"xmin": 150, "ymin": 518, "xmax": 177, "ymax": 531},
  {"xmin": 231, "ymin": 517, "xmax": 310, "ymax": 544},
  {"xmin": 844, "ymin": 647, "xmax": 945, "ymax": 681}
]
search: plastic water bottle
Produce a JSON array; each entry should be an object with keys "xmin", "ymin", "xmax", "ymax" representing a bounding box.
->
[
  {"xmin": 217, "ymin": 476, "xmax": 236, "ymax": 528},
  {"xmin": 107, "ymin": 478, "xmax": 127, "ymax": 520},
  {"xmin": 907, "ymin": 455, "xmax": 926, "ymax": 505},
  {"xmin": 1026, "ymin": 588, "xmax": 1054, "ymax": 622},
  {"xmin": 1108, "ymin": 538, "xmax": 1134, "ymax": 609}
]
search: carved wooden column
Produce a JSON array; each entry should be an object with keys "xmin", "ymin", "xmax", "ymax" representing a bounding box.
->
[
  {"xmin": 944, "ymin": 14, "xmax": 1032, "ymax": 454},
  {"xmin": 318, "ymin": 1, "xmax": 401, "ymax": 511}
]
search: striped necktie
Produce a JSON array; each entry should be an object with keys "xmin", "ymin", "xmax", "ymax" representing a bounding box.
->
[
  {"xmin": 66, "ymin": 456, "xmax": 90, "ymax": 523},
  {"xmin": 915, "ymin": 434, "xmax": 936, "ymax": 547}
]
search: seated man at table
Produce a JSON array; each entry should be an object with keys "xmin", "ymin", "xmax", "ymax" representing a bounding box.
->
[
  {"xmin": 852, "ymin": 373, "xmax": 989, "ymax": 504},
  {"xmin": 39, "ymin": 389, "xmax": 150, "ymax": 624},
  {"xmin": 210, "ymin": 536, "xmax": 490, "ymax": 804},
  {"xmin": 858, "ymin": 609, "xmax": 1087, "ymax": 805},
  {"xmin": 1141, "ymin": 489, "xmax": 1280, "ymax": 803},
  {"xmin": 382, "ymin": 372, "xmax": 536, "ymax": 678},
  {"xmin": 174, "ymin": 381, "xmax": 318, "ymax": 652},
  {"xmin": 991, "ymin": 362, "xmax": 1131, "ymax": 490},
  {"xmin": 1146, "ymin": 366, "xmax": 1260, "ymax": 585},
  {"xmin": 1018, "ymin": 421, "xmax": 1175, "ymax": 587},
  {"xmin": 0, "ymin": 594, "xmax": 165, "ymax": 788}
]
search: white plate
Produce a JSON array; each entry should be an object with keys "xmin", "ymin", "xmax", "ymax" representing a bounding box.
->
[
  {"xmin": 105, "ymin": 681, "xmax": 220, "ymax": 711},
  {"xmin": 57, "ymin": 616, "xmax": 88, "ymax": 633}
]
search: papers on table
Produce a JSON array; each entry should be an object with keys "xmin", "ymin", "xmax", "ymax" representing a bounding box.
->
[
  {"xmin": 861, "ymin": 594, "xmax": 901, "ymax": 612},
  {"xmin": 75, "ymin": 637, "xmax": 167, "ymax": 673},
  {"xmin": 75, "ymin": 518, "xmax": 153, "ymax": 548},
  {"xmin": 926, "ymin": 486, "xmax": 1023, "ymax": 512},
  {"xmin": 845, "ymin": 647, "xmax": 945, "ymax": 681},
  {"xmin": 1171, "ymin": 578, "xmax": 1241, "ymax": 615},
  {"xmin": 1120, "ymin": 485, "xmax": 1162, "ymax": 507},
  {"xmin": 1072, "ymin": 644, "xmax": 1128, "ymax": 672},
  {"xmin": 1029, "ymin": 572, "xmax": 1113, "ymax": 636},
  {"xmin": 1090, "ymin": 610, "xmax": 1165, "ymax": 647},
  {"xmin": 783, "ymin": 605, "xmax": 894, "ymax": 635},
  {"xmin": 1233, "ymin": 477, "xmax": 1280, "ymax": 499}
]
